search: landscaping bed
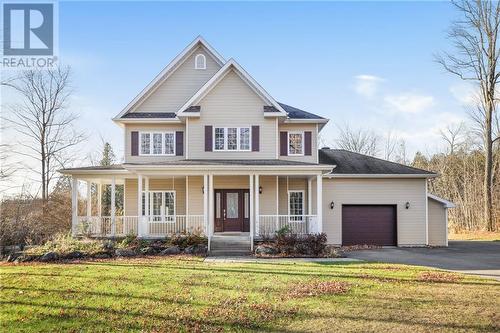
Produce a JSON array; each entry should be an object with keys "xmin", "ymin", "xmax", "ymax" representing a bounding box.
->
[{"xmin": 4, "ymin": 233, "xmax": 208, "ymax": 263}]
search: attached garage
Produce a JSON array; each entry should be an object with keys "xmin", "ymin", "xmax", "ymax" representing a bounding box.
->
[{"xmin": 342, "ymin": 205, "xmax": 397, "ymax": 246}]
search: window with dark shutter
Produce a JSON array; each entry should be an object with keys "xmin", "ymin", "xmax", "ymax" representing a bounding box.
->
[
  {"xmin": 251, "ymin": 126, "xmax": 259, "ymax": 152},
  {"xmin": 304, "ymin": 131, "xmax": 312, "ymax": 156},
  {"xmin": 280, "ymin": 131, "xmax": 288, "ymax": 156},
  {"xmin": 131, "ymin": 131, "xmax": 139, "ymax": 156},
  {"xmin": 205, "ymin": 126, "xmax": 213, "ymax": 152},
  {"xmin": 175, "ymin": 131, "xmax": 183, "ymax": 156}
]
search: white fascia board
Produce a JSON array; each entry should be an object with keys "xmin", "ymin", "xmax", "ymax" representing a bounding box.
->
[
  {"xmin": 123, "ymin": 163, "xmax": 333, "ymax": 172},
  {"xmin": 428, "ymin": 193, "xmax": 456, "ymax": 208},
  {"xmin": 177, "ymin": 59, "xmax": 288, "ymax": 117},
  {"xmin": 114, "ymin": 36, "xmax": 226, "ymax": 120},
  {"xmin": 283, "ymin": 118, "xmax": 329, "ymax": 123},
  {"xmin": 325, "ymin": 173, "xmax": 437, "ymax": 179},
  {"xmin": 113, "ymin": 118, "xmax": 183, "ymax": 125},
  {"xmin": 59, "ymin": 169, "xmax": 131, "ymax": 176}
]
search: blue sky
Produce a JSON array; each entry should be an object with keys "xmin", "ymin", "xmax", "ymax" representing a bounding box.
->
[{"xmin": 2, "ymin": 1, "xmax": 475, "ymax": 192}]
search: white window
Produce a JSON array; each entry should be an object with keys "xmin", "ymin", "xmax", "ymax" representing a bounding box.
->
[
  {"xmin": 288, "ymin": 191, "xmax": 304, "ymax": 222},
  {"xmin": 164, "ymin": 133, "xmax": 175, "ymax": 155},
  {"xmin": 240, "ymin": 128, "xmax": 250, "ymax": 150},
  {"xmin": 195, "ymin": 54, "xmax": 206, "ymax": 69},
  {"xmin": 288, "ymin": 132, "xmax": 304, "ymax": 156},
  {"xmin": 140, "ymin": 133, "xmax": 151, "ymax": 155},
  {"xmin": 213, "ymin": 127, "xmax": 251, "ymax": 151},
  {"xmin": 139, "ymin": 132, "xmax": 175, "ymax": 156},
  {"xmin": 142, "ymin": 190, "xmax": 176, "ymax": 222},
  {"xmin": 214, "ymin": 128, "xmax": 225, "ymax": 151}
]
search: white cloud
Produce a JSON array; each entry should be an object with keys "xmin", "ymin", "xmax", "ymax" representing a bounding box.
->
[
  {"xmin": 384, "ymin": 93, "xmax": 435, "ymax": 114},
  {"xmin": 354, "ymin": 74, "xmax": 384, "ymax": 98},
  {"xmin": 449, "ymin": 83, "xmax": 477, "ymax": 106}
]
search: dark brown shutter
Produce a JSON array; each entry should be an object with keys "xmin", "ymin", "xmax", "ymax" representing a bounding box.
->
[
  {"xmin": 175, "ymin": 131, "xmax": 183, "ymax": 156},
  {"xmin": 205, "ymin": 126, "xmax": 213, "ymax": 152},
  {"xmin": 251, "ymin": 126, "xmax": 259, "ymax": 152},
  {"xmin": 280, "ymin": 131, "xmax": 288, "ymax": 156},
  {"xmin": 131, "ymin": 131, "xmax": 139, "ymax": 156},
  {"xmin": 304, "ymin": 131, "xmax": 312, "ymax": 156}
]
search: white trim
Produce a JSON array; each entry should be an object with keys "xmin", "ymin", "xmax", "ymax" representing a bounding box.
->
[
  {"xmin": 425, "ymin": 180, "xmax": 428, "ymax": 246},
  {"xmin": 143, "ymin": 189, "xmax": 176, "ymax": 221},
  {"xmin": 113, "ymin": 118, "xmax": 182, "ymax": 125},
  {"xmin": 185, "ymin": 176, "xmax": 189, "ymax": 216},
  {"xmin": 114, "ymin": 36, "xmax": 225, "ymax": 119},
  {"xmin": 276, "ymin": 176, "xmax": 279, "ymax": 215},
  {"xmin": 255, "ymin": 174, "xmax": 260, "ymax": 236},
  {"xmin": 194, "ymin": 53, "xmax": 207, "ymax": 69},
  {"xmin": 138, "ymin": 131, "xmax": 176, "ymax": 156},
  {"xmin": 177, "ymin": 59, "xmax": 287, "ymax": 116},
  {"xmin": 307, "ymin": 178, "xmax": 312, "ymax": 214},
  {"xmin": 427, "ymin": 193, "xmax": 455, "ymax": 208},
  {"xmin": 249, "ymin": 174, "xmax": 254, "ymax": 250},
  {"xmin": 283, "ymin": 118, "xmax": 329, "ymax": 124},
  {"xmin": 275, "ymin": 118, "xmax": 279, "ymax": 159},
  {"xmin": 288, "ymin": 131, "xmax": 304, "ymax": 156},
  {"xmin": 287, "ymin": 190, "xmax": 305, "ymax": 222},
  {"xmin": 185, "ymin": 118, "xmax": 189, "ymax": 158},
  {"xmin": 212, "ymin": 127, "xmax": 251, "ymax": 152},
  {"xmin": 316, "ymin": 174, "xmax": 323, "ymax": 233}
]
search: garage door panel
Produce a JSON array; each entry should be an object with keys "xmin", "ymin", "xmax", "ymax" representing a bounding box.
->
[{"xmin": 342, "ymin": 205, "xmax": 396, "ymax": 246}]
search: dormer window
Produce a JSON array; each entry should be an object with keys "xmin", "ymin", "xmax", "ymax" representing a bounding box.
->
[{"xmin": 195, "ymin": 54, "xmax": 206, "ymax": 69}]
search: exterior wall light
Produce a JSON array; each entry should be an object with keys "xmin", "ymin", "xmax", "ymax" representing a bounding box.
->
[
  {"xmin": 259, "ymin": 186, "xmax": 263, "ymax": 194},
  {"xmin": 330, "ymin": 201, "xmax": 334, "ymax": 209},
  {"xmin": 405, "ymin": 202, "xmax": 410, "ymax": 209}
]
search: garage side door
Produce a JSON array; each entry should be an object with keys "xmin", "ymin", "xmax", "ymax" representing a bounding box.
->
[{"xmin": 342, "ymin": 205, "xmax": 397, "ymax": 246}]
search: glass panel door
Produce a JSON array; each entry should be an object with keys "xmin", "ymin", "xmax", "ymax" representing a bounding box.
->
[{"xmin": 226, "ymin": 192, "xmax": 239, "ymax": 218}]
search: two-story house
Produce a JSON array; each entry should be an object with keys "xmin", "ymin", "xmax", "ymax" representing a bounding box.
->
[{"xmin": 61, "ymin": 37, "xmax": 454, "ymax": 252}]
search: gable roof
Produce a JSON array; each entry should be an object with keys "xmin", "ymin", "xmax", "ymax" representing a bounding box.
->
[
  {"xmin": 319, "ymin": 148, "xmax": 436, "ymax": 177},
  {"xmin": 114, "ymin": 36, "xmax": 225, "ymax": 120},
  {"xmin": 177, "ymin": 59, "xmax": 288, "ymax": 117},
  {"xmin": 428, "ymin": 193, "xmax": 455, "ymax": 208}
]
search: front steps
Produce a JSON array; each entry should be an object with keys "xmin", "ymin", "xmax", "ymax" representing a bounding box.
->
[{"xmin": 209, "ymin": 234, "xmax": 252, "ymax": 256}]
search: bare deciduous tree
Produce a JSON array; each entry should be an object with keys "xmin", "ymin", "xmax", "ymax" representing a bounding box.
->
[
  {"xmin": 440, "ymin": 122, "xmax": 466, "ymax": 155},
  {"xmin": 3, "ymin": 67, "xmax": 85, "ymax": 201},
  {"xmin": 336, "ymin": 124, "xmax": 380, "ymax": 156},
  {"xmin": 436, "ymin": 0, "xmax": 500, "ymax": 231}
]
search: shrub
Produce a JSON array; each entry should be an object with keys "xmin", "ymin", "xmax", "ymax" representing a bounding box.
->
[
  {"xmin": 272, "ymin": 228, "xmax": 328, "ymax": 256},
  {"xmin": 303, "ymin": 233, "xmax": 327, "ymax": 256},
  {"xmin": 170, "ymin": 232, "xmax": 207, "ymax": 249},
  {"xmin": 24, "ymin": 232, "xmax": 107, "ymax": 256}
]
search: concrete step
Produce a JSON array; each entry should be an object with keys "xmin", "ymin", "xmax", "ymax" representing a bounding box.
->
[{"xmin": 209, "ymin": 250, "xmax": 252, "ymax": 257}]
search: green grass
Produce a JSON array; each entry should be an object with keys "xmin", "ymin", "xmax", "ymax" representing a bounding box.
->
[{"xmin": 1, "ymin": 257, "xmax": 499, "ymax": 332}]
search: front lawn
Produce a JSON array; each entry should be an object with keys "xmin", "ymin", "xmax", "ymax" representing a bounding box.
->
[{"xmin": 1, "ymin": 257, "xmax": 499, "ymax": 332}]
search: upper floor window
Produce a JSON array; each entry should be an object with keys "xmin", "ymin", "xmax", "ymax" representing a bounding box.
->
[
  {"xmin": 288, "ymin": 132, "xmax": 304, "ymax": 156},
  {"xmin": 213, "ymin": 127, "xmax": 251, "ymax": 151},
  {"xmin": 195, "ymin": 54, "xmax": 206, "ymax": 69},
  {"xmin": 140, "ymin": 132, "xmax": 175, "ymax": 156}
]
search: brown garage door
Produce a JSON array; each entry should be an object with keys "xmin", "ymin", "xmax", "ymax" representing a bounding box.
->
[{"xmin": 342, "ymin": 205, "xmax": 397, "ymax": 246}]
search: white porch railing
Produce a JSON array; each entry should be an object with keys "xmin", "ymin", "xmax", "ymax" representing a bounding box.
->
[
  {"xmin": 258, "ymin": 215, "xmax": 318, "ymax": 237},
  {"xmin": 76, "ymin": 215, "xmax": 205, "ymax": 237}
]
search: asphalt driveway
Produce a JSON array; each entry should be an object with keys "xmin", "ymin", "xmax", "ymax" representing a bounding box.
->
[{"xmin": 345, "ymin": 241, "xmax": 500, "ymax": 280}]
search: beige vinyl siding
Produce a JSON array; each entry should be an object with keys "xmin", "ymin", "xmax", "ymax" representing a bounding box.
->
[
  {"xmin": 187, "ymin": 70, "xmax": 277, "ymax": 159},
  {"xmin": 213, "ymin": 176, "xmax": 249, "ymax": 189},
  {"xmin": 428, "ymin": 198, "xmax": 448, "ymax": 246},
  {"xmin": 124, "ymin": 123, "xmax": 185, "ymax": 163},
  {"xmin": 278, "ymin": 123, "xmax": 318, "ymax": 164},
  {"xmin": 124, "ymin": 177, "xmax": 186, "ymax": 216},
  {"xmin": 132, "ymin": 46, "xmax": 221, "ymax": 113},
  {"xmin": 259, "ymin": 176, "xmax": 278, "ymax": 215},
  {"xmin": 187, "ymin": 176, "xmax": 204, "ymax": 215},
  {"xmin": 322, "ymin": 178, "xmax": 427, "ymax": 246}
]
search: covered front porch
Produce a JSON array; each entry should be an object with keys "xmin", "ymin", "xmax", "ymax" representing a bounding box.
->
[{"xmin": 69, "ymin": 167, "xmax": 326, "ymax": 251}]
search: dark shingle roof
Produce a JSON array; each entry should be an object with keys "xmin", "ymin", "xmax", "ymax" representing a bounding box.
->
[
  {"xmin": 60, "ymin": 165, "xmax": 125, "ymax": 172},
  {"xmin": 319, "ymin": 149, "xmax": 435, "ymax": 175},
  {"xmin": 122, "ymin": 112, "xmax": 177, "ymax": 119},
  {"xmin": 278, "ymin": 103, "xmax": 325, "ymax": 120}
]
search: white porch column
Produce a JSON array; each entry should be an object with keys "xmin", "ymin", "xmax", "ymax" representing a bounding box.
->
[
  {"xmin": 137, "ymin": 174, "xmax": 144, "ymax": 237},
  {"xmin": 316, "ymin": 174, "xmax": 323, "ymax": 233},
  {"xmin": 86, "ymin": 181, "xmax": 92, "ymax": 218},
  {"xmin": 203, "ymin": 174, "xmax": 208, "ymax": 236},
  {"xmin": 208, "ymin": 174, "xmax": 214, "ymax": 251},
  {"xmin": 249, "ymin": 174, "xmax": 254, "ymax": 251},
  {"xmin": 111, "ymin": 176, "xmax": 116, "ymax": 237},
  {"xmin": 254, "ymin": 174, "xmax": 259, "ymax": 238},
  {"xmin": 307, "ymin": 178, "xmax": 312, "ymax": 215},
  {"xmin": 145, "ymin": 177, "xmax": 150, "ymax": 221},
  {"xmin": 71, "ymin": 177, "xmax": 78, "ymax": 236},
  {"xmin": 98, "ymin": 182, "xmax": 102, "ymax": 217}
]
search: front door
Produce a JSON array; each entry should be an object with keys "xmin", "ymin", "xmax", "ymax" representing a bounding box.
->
[{"xmin": 214, "ymin": 189, "xmax": 249, "ymax": 232}]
